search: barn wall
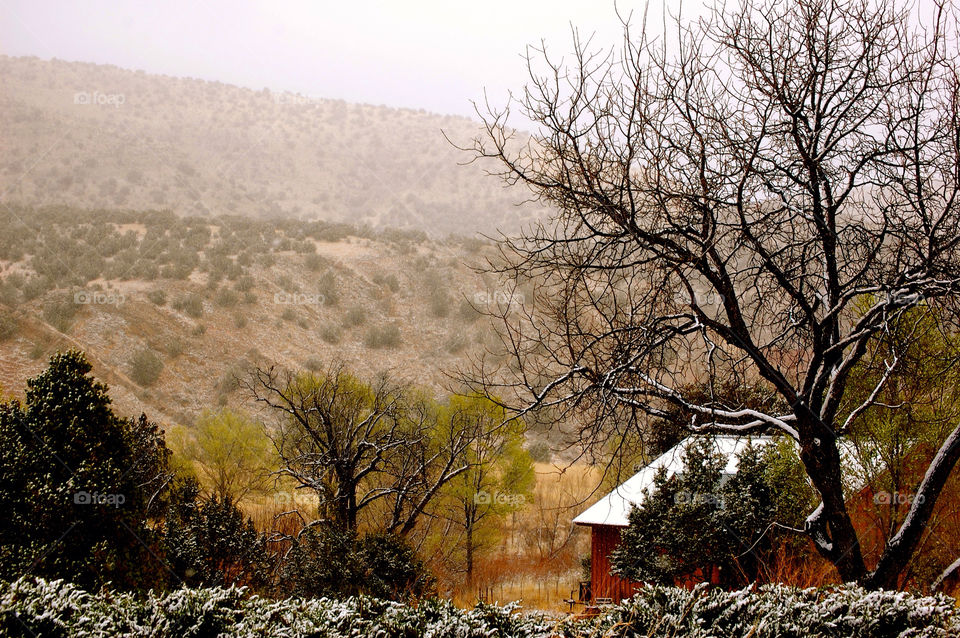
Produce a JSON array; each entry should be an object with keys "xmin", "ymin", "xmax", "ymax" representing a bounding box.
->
[{"xmin": 590, "ymin": 525, "xmax": 639, "ymax": 602}]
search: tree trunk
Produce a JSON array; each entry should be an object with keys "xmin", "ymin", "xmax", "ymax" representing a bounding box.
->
[
  {"xmin": 795, "ymin": 406, "xmax": 867, "ymax": 582},
  {"xmin": 335, "ymin": 483, "xmax": 358, "ymax": 532},
  {"xmin": 466, "ymin": 521, "xmax": 474, "ymax": 588}
]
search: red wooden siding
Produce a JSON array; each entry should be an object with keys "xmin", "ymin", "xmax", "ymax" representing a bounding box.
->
[{"xmin": 590, "ymin": 524, "xmax": 640, "ymax": 602}]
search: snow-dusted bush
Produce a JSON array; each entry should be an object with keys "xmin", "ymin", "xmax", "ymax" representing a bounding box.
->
[
  {"xmin": 557, "ymin": 583, "xmax": 960, "ymax": 638},
  {"xmin": 2, "ymin": 577, "xmax": 957, "ymax": 637},
  {"xmin": 0, "ymin": 577, "xmax": 551, "ymax": 637}
]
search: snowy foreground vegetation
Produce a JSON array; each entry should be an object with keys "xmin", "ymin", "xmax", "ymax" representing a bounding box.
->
[{"xmin": 2, "ymin": 578, "xmax": 957, "ymax": 637}]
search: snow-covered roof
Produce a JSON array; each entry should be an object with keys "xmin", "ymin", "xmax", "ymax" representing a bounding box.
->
[{"xmin": 573, "ymin": 435, "xmax": 775, "ymax": 527}]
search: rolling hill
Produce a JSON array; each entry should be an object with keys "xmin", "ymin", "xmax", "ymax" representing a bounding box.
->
[
  {"xmin": 0, "ymin": 55, "xmax": 539, "ymax": 236},
  {"xmin": 0, "ymin": 205, "xmax": 527, "ymax": 430}
]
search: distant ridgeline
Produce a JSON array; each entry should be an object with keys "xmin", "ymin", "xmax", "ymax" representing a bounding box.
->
[{"xmin": 0, "ymin": 55, "xmax": 541, "ymax": 236}]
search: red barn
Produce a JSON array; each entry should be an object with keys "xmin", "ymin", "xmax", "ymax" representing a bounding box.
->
[{"xmin": 572, "ymin": 435, "xmax": 774, "ymax": 603}]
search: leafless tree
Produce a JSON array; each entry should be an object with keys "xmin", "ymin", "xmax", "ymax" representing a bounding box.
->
[
  {"xmin": 246, "ymin": 364, "xmax": 475, "ymax": 536},
  {"xmin": 462, "ymin": 0, "xmax": 960, "ymax": 588}
]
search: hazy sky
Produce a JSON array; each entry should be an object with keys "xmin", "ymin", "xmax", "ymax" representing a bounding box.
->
[{"xmin": 0, "ymin": 0, "xmax": 711, "ymax": 116}]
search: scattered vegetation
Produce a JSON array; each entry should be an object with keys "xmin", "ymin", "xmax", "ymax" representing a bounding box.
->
[
  {"xmin": 129, "ymin": 348, "xmax": 164, "ymax": 386},
  {"xmin": 318, "ymin": 324, "xmax": 341, "ymax": 344},
  {"xmin": 215, "ymin": 287, "xmax": 239, "ymax": 307},
  {"xmin": 0, "ymin": 311, "xmax": 17, "ymax": 341},
  {"xmin": 173, "ymin": 293, "xmax": 204, "ymax": 318},
  {"xmin": 147, "ymin": 289, "xmax": 167, "ymax": 306},
  {"xmin": 41, "ymin": 295, "xmax": 78, "ymax": 332},
  {"xmin": 363, "ymin": 323, "xmax": 401, "ymax": 349},
  {"xmin": 342, "ymin": 306, "xmax": 366, "ymax": 328}
]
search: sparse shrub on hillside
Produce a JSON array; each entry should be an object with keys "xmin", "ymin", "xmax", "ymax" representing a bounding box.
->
[
  {"xmin": 3, "ymin": 273, "xmax": 24, "ymax": 290},
  {"xmin": 205, "ymin": 254, "xmax": 242, "ymax": 282},
  {"xmin": 277, "ymin": 274, "xmax": 295, "ymax": 291},
  {"xmin": 147, "ymin": 289, "xmax": 167, "ymax": 306},
  {"xmin": 461, "ymin": 236, "xmax": 487, "ymax": 253},
  {"xmin": 232, "ymin": 312, "xmax": 247, "ymax": 329},
  {"xmin": 21, "ymin": 276, "xmax": 51, "ymax": 301},
  {"xmin": 281, "ymin": 308, "xmax": 296, "ymax": 322},
  {"xmin": 305, "ymin": 253, "xmax": 324, "ymax": 271},
  {"xmin": 317, "ymin": 270, "xmax": 339, "ymax": 306},
  {"xmin": 458, "ymin": 298, "xmax": 482, "ymax": 322},
  {"xmin": 0, "ymin": 286, "xmax": 15, "ymax": 307},
  {"xmin": 159, "ymin": 261, "xmax": 194, "ymax": 280},
  {"xmin": 444, "ymin": 333, "xmax": 468, "ymax": 354},
  {"xmin": 192, "ymin": 324, "xmax": 207, "ymax": 337},
  {"xmin": 380, "ymin": 227, "xmax": 428, "ymax": 245},
  {"xmin": 313, "ymin": 223, "xmax": 351, "ymax": 242},
  {"xmin": 127, "ymin": 259, "xmax": 159, "ymax": 281},
  {"xmin": 343, "ymin": 306, "xmax": 366, "ymax": 328},
  {"xmin": 173, "ymin": 293, "xmax": 204, "ymax": 318},
  {"xmin": 242, "ymin": 291, "xmax": 257, "ymax": 304},
  {"xmin": 363, "ymin": 323, "xmax": 401, "ymax": 349},
  {"xmin": 294, "ymin": 239, "xmax": 316, "ymax": 254},
  {"xmin": 257, "ymin": 253, "xmax": 277, "ymax": 268},
  {"xmin": 319, "ymin": 324, "xmax": 341, "ymax": 344},
  {"xmin": 429, "ymin": 288, "xmax": 450, "ymax": 317},
  {"xmin": 215, "ymin": 369, "xmax": 243, "ymax": 396},
  {"xmin": 233, "ymin": 274, "xmax": 255, "ymax": 292},
  {"xmin": 373, "ymin": 273, "xmax": 400, "ymax": 293},
  {"xmin": 42, "ymin": 295, "xmax": 79, "ymax": 332},
  {"xmin": 215, "ymin": 288, "xmax": 239, "ymax": 307},
  {"xmin": 162, "ymin": 337, "xmax": 184, "ymax": 358},
  {"xmin": 129, "ymin": 348, "xmax": 164, "ymax": 386},
  {"xmin": 423, "ymin": 271, "xmax": 450, "ymax": 317},
  {"xmin": 303, "ymin": 357, "xmax": 325, "ymax": 372},
  {"xmin": 387, "ymin": 274, "xmax": 401, "ymax": 292},
  {"xmin": 0, "ymin": 311, "xmax": 17, "ymax": 341}
]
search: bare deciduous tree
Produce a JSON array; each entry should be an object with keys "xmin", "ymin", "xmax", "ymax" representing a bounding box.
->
[
  {"xmin": 247, "ymin": 364, "xmax": 474, "ymax": 536},
  {"xmin": 463, "ymin": 0, "xmax": 960, "ymax": 588}
]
